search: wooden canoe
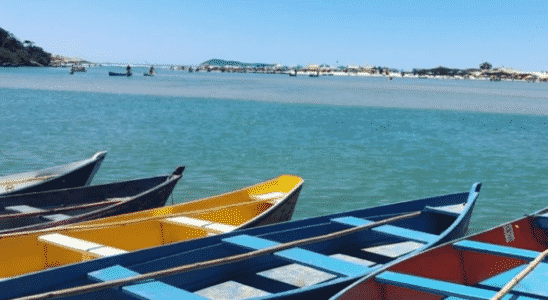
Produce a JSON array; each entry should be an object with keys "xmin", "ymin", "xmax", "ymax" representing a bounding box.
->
[
  {"xmin": 0, "ymin": 174, "xmax": 303, "ymax": 287},
  {"xmin": 5, "ymin": 182, "xmax": 479, "ymax": 300},
  {"xmin": 332, "ymin": 200, "xmax": 548, "ymax": 300},
  {"xmin": 0, "ymin": 166, "xmax": 184, "ymax": 234},
  {"xmin": 0, "ymin": 151, "xmax": 107, "ymax": 197}
]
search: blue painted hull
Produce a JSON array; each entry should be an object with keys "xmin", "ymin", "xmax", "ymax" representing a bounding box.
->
[
  {"xmin": 331, "ymin": 200, "xmax": 548, "ymax": 300},
  {"xmin": 0, "ymin": 183, "xmax": 481, "ymax": 300}
]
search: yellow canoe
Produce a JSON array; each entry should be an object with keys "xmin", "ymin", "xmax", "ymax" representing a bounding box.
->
[{"xmin": 0, "ymin": 175, "xmax": 303, "ymax": 279}]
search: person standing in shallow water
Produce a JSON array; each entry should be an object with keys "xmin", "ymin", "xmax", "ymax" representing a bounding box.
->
[
  {"xmin": 126, "ymin": 65, "xmax": 131, "ymax": 75},
  {"xmin": 149, "ymin": 65, "xmax": 155, "ymax": 75}
]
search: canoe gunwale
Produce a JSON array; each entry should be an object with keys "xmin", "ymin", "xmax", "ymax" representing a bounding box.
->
[
  {"xmin": 0, "ymin": 166, "xmax": 185, "ymax": 236},
  {"xmin": 0, "ymin": 151, "xmax": 107, "ymax": 197},
  {"xmin": 330, "ymin": 188, "xmax": 548, "ymax": 300},
  {"xmin": 240, "ymin": 182, "xmax": 483, "ymax": 300},
  {"xmin": 0, "ymin": 182, "xmax": 481, "ymax": 300},
  {"xmin": 237, "ymin": 178, "xmax": 304, "ymax": 229}
]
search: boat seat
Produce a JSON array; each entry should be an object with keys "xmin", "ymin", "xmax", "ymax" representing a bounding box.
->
[
  {"xmin": 89, "ymin": 265, "xmax": 207, "ymax": 300},
  {"xmin": 331, "ymin": 216, "xmax": 437, "ymax": 243},
  {"xmin": 5, "ymin": 205, "xmax": 45, "ymax": 214},
  {"xmin": 222, "ymin": 235, "xmax": 367, "ymax": 277},
  {"xmin": 453, "ymin": 240, "xmax": 541, "ymax": 261},
  {"xmin": 250, "ymin": 192, "xmax": 286, "ymax": 200},
  {"xmin": 106, "ymin": 197, "xmax": 131, "ymax": 202},
  {"xmin": 424, "ymin": 203, "xmax": 466, "ymax": 217},
  {"xmin": 41, "ymin": 214, "xmax": 71, "ymax": 222},
  {"xmin": 38, "ymin": 233, "xmax": 128, "ymax": 257},
  {"xmin": 375, "ymin": 271, "xmax": 534, "ymax": 300},
  {"xmin": 478, "ymin": 263, "xmax": 548, "ymax": 297},
  {"xmin": 5, "ymin": 205, "xmax": 71, "ymax": 222},
  {"xmin": 162, "ymin": 216, "xmax": 237, "ymax": 233}
]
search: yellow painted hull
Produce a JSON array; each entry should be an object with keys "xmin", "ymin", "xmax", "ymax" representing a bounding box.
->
[{"xmin": 0, "ymin": 175, "xmax": 304, "ymax": 279}]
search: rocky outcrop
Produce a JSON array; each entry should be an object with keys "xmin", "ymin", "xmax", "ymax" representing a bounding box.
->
[{"xmin": 0, "ymin": 27, "xmax": 51, "ymax": 67}]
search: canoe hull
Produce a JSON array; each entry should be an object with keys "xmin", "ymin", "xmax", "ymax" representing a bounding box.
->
[
  {"xmin": 0, "ymin": 151, "xmax": 106, "ymax": 197},
  {"xmin": 0, "ymin": 166, "xmax": 184, "ymax": 234},
  {"xmin": 0, "ymin": 183, "xmax": 480, "ymax": 300},
  {"xmin": 239, "ymin": 183, "xmax": 302, "ymax": 229},
  {"xmin": 331, "ymin": 201, "xmax": 548, "ymax": 300}
]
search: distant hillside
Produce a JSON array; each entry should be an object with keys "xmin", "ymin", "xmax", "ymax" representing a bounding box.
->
[
  {"xmin": 200, "ymin": 59, "xmax": 274, "ymax": 68},
  {"xmin": 0, "ymin": 27, "xmax": 51, "ymax": 67}
]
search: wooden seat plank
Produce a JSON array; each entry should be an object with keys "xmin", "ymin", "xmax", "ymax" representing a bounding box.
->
[
  {"xmin": 453, "ymin": 240, "xmax": 541, "ymax": 261},
  {"xmin": 89, "ymin": 265, "xmax": 207, "ymax": 300},
  {"xmin": 424, "ymin": 203, "xmax": 465, "ymax": 217},
  {"xmin": 42, "ymin": 214, "xmax": 71, "ymax": 222},
  {"xmin": 331, "ymin": 216, "xmax": 436, "ymax": 243},
  {"xmin": 39, "ymin": 233, "xmax": 127, "ymax": 257},
  {"xmin": 5, "ymin": 205, "xmax": 45, "ymax": 214},
  {"xmin": 376, "ymin": 271, "xmax": 519, "ymax": 300},
  {"xmin": 479, "ymin": 263, "xmax": 548, "ymax": 297},
  {"xmin": 223, "ymin": 235, "xmax": 367, "ymax": 276}
]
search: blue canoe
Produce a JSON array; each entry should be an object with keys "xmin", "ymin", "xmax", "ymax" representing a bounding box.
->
[
  {"xmin": 4, "ymin": 183, "xmax": 480, "ymax": 300},
  {"xmin": 332, "ymin": 200, "xmax": 548, "ymax": 300},
  {"xmin": 0, "ymin": 166, "xmax": 184, "ymax": 235},
  {"xmin": 0, "ymin": 151, "xmax": 107, "ymax": 197}
]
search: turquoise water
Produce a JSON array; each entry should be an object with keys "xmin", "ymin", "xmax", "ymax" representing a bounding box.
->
[{"xmin": 1, "ymin": 67, "xmax": 548, "ymax": 234}]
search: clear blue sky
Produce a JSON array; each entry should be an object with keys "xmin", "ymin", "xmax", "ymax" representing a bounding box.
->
[{"xmin": 1, "ymin": 0, "xmax": 547, "ymax": 71}]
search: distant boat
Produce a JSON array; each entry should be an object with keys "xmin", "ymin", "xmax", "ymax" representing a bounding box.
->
[
  {"xmin": 109, "ymin": 72, "xmax": 132, "ymax": 77},
  {"xmin": 70, "ymin": 65, "xmax": 86, "ymax": 74},
  {"xmin": 490, "ymin": 77, "xmax": 502, "ymax": 82},
  {"xmin": 0, "ymin": 151, "xmax": 106, "ymax": 197}
]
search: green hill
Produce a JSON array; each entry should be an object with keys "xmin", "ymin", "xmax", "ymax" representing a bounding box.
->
[
  {"xmin": 200, "ymin": 59, "xmax": 274, "ymax": 68},
  {"xmin": 0, "ymin": 28, "xmax": 51, "ymax": 67}
]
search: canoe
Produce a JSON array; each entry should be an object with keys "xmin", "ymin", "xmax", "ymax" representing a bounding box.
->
[
  {"xmin": 144, "ymin": 73, "xmax": 154, "ymax": 76},
  {"xmin": 0, "ymin": 166, "xmax": 184, "ymax": 235},
  {"xmin": 5, "ymin": 182, "xmax": 479, "ymax": 300},
  {"xmin": 0, "ymin": 174, "xmax": 303, "ymax": 287},
  {"xmin": 0, "ymin": 151, "xmax": 107, "ymax": 197},
  {"xmin": 109, "ymin": 72, "xmax": 132, "ymax": 77},
  {"xmin": 332, "ymin": 201, "xmax": 548, "ymax": 300}
]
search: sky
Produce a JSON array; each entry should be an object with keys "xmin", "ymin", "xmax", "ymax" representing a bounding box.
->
[{"xmin": 1, "ymin": 0, "xmax": 547, "ymax": 71}]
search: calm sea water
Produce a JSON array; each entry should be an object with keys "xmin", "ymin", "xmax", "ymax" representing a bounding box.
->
[{"xmin": 1, "ymin": 67, "xmax": 548, "ymax": 234}]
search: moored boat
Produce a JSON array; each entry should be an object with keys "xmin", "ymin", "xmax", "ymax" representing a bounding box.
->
[
  {"xmin": 332, "ymin": 199, "xmax": 548, "ymax": 300},
  {"xmin": 0, "ymin": 174, "xmax": 303, "ymax": 287},
  {"xmin": 5, "ymin": 182, "xmax": 479, "ymax": 300},
  {"xmin": 70, "ymin": 66, "xmax": 86, "ymax": 74},
  {"xmin": 109, "ymin": 71, "xmax": 132, "ymax": 77},
  {"xmin": 0, "ymin": 166, "xmax": 184, "ymax": 235},
  {"xmin": 0, "ymin": 151, "xmax": 107, "ymax": 197}
]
